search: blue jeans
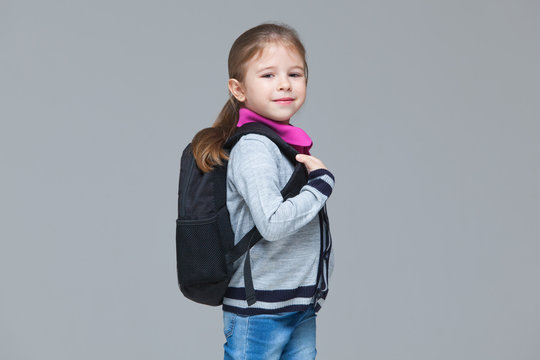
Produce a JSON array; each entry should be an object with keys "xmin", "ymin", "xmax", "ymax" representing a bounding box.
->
[{"xmin": 223, "ymin": 307, "xmax": 317, "ymax": 360}]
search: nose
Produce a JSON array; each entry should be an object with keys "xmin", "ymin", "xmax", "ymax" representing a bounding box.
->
[{"xmin": 278, "ymin": 76, "xmax": 291, "ymax": 91}]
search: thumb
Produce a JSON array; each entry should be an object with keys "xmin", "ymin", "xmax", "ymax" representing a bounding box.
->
[{"xmin": 295, "ymin": 154, "xmax": 304, "ymax": 162}]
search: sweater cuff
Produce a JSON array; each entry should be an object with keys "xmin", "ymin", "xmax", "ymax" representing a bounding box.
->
[
  {"xmin": 306, "ymin": 169, "xmax": 335, "ymax": 198},
  {"xmin": 308, "ymin": 169, "xmax": 335, "ymax": 182}
]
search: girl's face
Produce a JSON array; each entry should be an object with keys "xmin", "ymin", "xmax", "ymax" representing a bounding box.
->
[{"xmin": 229, "ymin": 43, "xmax": 307, "ymax": 124}]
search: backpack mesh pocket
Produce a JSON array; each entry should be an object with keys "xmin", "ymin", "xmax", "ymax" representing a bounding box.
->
[{"xmin": 176, "ymin": 215, "xmax": 228, "ymax": 287}]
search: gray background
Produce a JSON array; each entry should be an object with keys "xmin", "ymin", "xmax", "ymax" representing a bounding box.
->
[{"xmin": 1, "ymin": 0, "xmax": 539, "ymax": 359}]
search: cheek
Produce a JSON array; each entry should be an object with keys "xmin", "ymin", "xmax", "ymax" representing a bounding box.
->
[
  {"xmin": 248, "ymin": 80, "xmax": 271, "ymax": 94},
  {"xmin": 255, "ymin": 84, "xmax": 274, "ymax": 100},
  {"xmin": 294, "ymin": 80, "xmax": 307, "ymax": 92},
  {"xmin": 296, "ymin": 84, "xmax": 307, "ymax": 98}
]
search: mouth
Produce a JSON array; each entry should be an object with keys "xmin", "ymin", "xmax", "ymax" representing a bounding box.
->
[{"xmin": 273, "ymin": 97, "xmax": 295, "ymax": 105}]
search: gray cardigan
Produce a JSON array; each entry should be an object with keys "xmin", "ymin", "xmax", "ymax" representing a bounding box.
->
[{"xmin": 223, "ymin": 133, "xmax": 335, "ymax": 315}]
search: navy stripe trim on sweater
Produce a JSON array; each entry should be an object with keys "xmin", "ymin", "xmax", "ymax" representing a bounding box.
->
[
  {"xmin": 307, "ymin": 178, "xmax": 333, "ymax": 197},
  {"xmin": 224, "ymin": 285, "xmax": 316, "ymax": 302},
  {"xmin": 308, "ymin": 169, "xmax": 335, "ymax": 182},
  {"xmin": 223, "ymin": 304, "xmax": 313, "ymax": 316}
]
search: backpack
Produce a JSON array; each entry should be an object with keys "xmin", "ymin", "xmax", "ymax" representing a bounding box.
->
[{"xmin": 175, "ymin": 122, "xmax": 308, "ymax": 306}]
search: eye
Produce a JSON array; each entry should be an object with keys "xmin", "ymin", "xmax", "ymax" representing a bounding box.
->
[
  {"xmin": 261, "ymin": 74, "xmax": 274, "ymax": 78},
  {"xmin": 290, "ymin": 73, "xmax": 303, "ymax": 78}
]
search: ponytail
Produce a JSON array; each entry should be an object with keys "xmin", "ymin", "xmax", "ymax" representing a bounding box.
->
[{"xmin": 191, "ymin": 97, "xmax": 241, "ymax": 173}]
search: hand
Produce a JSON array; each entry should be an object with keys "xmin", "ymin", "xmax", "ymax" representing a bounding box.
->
[{"xmin": 295, "ymin": 154, "xmax": 327, "ymax": 173}]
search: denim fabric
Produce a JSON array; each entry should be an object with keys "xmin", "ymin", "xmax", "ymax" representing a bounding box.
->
[{"xmin": 223, "ymin": 307, "xmax": 317, "ymax": 360}]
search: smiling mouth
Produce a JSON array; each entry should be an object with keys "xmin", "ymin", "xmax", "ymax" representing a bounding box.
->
[{"xmin": 274, "ymin": 98, "xmax": 295, "ymax": 102}]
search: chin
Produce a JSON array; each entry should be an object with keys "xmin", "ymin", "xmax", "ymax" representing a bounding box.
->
[
  {"xmin": 272, "ymin": 116, "xmax": 291, "ymax": 122},
  {"xmin": 271, "ymin": 111, "xmax": 296, "ymax": 122}
]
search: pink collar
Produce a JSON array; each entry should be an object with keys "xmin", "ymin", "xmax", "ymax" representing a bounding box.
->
[{"xmin": 237, "ymin": 107, "xmax": 313, "ymax": 155}]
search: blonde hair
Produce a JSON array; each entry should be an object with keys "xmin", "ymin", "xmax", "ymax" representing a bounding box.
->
[{"xmin": 191, "ymin": 22, "xmax": 308, "ymax": 172}]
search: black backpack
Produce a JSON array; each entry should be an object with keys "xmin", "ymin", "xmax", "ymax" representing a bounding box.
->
[{"xmin": 175, "ymin": 122, "xmax": 308, "ymax": 306}]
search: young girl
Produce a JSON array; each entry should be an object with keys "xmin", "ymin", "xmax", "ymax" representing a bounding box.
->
[{"xmin": 191, "ymin": 22, "xmax": 335, "ymax": 360}]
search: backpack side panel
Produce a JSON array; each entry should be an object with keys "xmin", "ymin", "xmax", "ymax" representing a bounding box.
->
[{"xmin": 176, "ymin": 145, "xmax": 235, "ymax": 306}]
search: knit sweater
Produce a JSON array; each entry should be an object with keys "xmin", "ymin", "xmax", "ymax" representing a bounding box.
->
[{"xmin": 223, "ymin": 133, "xmax": 335, "ymax": 315}]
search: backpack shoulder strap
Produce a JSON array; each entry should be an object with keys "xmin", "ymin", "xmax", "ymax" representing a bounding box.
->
[
  {"xmin": 223, "ymin": 122, "xmax": 309, "ymax": 306},
  {"xmin": 224, "ymin": 122, "xmax": 299, "ymax": 164}
]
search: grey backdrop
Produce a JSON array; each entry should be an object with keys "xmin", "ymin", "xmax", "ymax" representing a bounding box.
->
[{"xmin": 1, "ymin": 0, "xmax": 539, "ymax": 359}]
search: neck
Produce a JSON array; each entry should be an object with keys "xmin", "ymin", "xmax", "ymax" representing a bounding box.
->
[
  {"xmin": 242, "ymin": 108, "xmax": 290, "ymax": 124},
  {"xmin": 236, "ymin": 107, "xmax": 313, "ymax": 155}
]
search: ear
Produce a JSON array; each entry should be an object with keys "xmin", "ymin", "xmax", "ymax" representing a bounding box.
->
[{"xmin": 228, "ymin": 78, "xmax": 246, "ymax": 102}]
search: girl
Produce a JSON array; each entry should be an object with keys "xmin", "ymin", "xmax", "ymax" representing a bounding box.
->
[{"xmin": 191, "ymin": 22, "xmax": 335, "ymax": 360}]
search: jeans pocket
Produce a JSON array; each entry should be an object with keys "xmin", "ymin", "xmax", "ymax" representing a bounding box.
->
[{"xmin": 223, "ymin": 311, "xmax": 236, "ymax": 339}]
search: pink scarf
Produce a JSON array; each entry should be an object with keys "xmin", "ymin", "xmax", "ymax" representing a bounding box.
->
[{"xmin": 236, "ymin": 107, "xmax": 313, "ymax": 155}]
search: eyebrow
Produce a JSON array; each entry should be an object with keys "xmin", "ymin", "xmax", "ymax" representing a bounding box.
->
[{"xmin": 256, "ymin": 65, "xmax": 304, "ymax": 73}]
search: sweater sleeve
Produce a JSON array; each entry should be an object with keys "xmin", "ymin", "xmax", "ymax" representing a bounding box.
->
[{"xmin": 229, "ymin": 135, "xmax": 335, "ymax": 241}]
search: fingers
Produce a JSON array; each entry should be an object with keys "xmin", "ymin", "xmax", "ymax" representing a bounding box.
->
[
  {"xmin": 295, "ymin": 154, "xmax": 327, "ymax": 172},
  {"xmin": 296, "ymin": 154, "xmax": 310, "ymax": 164}
]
